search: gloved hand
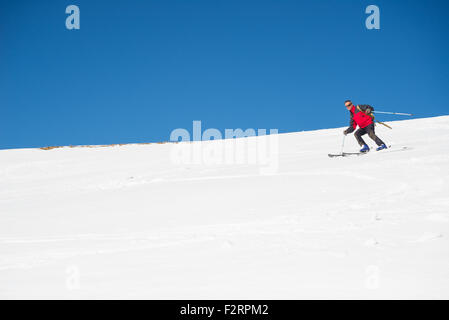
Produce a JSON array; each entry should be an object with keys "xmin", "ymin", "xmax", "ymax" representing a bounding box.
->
[{"xmin": 343, "ymin": 129, "xmax": 348, "ymax": 136}]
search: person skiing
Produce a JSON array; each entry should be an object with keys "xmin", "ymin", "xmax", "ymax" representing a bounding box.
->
[{"xmin": 343, "ymin": 100, "xmax": 388, "ymax": 152}]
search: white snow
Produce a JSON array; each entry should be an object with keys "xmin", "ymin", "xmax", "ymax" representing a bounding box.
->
[{"xmin": 1, "ymin": 116, "xmax": 449, "ymax": 299}]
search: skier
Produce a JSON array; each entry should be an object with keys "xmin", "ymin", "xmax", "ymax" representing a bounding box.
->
[{"xmin": 343, "ymin": 100, "xmax": 388, "ymax": 152}]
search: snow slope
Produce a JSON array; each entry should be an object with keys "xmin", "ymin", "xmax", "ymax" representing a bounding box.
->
[{"xmin": 1, "ymin": 116, "xmax": 449, "ymax": 299}]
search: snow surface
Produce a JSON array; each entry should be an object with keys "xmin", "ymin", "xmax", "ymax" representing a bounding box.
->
[{"xmin": 1, "ymin": 116, "xmax": 449, "ymax": 299}]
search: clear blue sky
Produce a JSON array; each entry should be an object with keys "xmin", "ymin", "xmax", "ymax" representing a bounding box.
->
[{"xmin": 1, "ymin": 0, "xmax": 448, "ymax": 149}]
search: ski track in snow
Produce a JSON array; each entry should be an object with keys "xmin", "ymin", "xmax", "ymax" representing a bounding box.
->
[
  {"xmin": 0, "ymin": 215, "xmax": 384, "ymax": 271},
  {"xmin": 1, "ymin": 116, "xmax": 449, "ymax": 299}
]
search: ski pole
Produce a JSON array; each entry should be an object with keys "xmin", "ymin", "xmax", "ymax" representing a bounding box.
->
[
  {"xmin": 373, "ymin": 111, "xmax": 413, "ymax": 116},
  {"xmin": 376, "ymin": 121, "xmax": 392, "ymax": 129},
  {"xmin": 340, "ymin": 135, "xmax": 346, "ymax": 155}
]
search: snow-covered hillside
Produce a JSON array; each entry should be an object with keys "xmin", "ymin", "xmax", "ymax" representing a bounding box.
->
[{"xmin": 1, "ymin": 116, "xmax": 449, "ymax": 299}]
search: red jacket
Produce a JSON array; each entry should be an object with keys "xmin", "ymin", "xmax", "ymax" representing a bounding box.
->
[{"xmin": 349, "ymin": 105, "xmax": 374, "ymax": 129}]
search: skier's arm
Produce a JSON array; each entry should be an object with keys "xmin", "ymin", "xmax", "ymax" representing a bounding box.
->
[{"xmin": 344, "ymin": 114, "xmax": 356, "ymax": 135}]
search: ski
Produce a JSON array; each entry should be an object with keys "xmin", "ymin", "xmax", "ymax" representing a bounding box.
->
[
  {"xmin": 328, "ymin": 152, "xmax": 367, "ymax": 158},
  {"xmin": 328, "ymin": 146, "xmax": 410, "ymax": 158},
  {"xmin": 372, "ymin": 146, "xmax": 410, "ymax": 154}
]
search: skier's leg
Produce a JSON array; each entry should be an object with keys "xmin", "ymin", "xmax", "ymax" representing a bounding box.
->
[
  {"xmin": 366, "ymin": 124, "xmax": 385, "ymax": 146},
  {"xmin": 354, "ymin": 128, "xmax": 367, "ymax": 146}
]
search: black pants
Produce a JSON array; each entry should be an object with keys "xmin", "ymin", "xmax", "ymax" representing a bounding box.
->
[{"xmin": 354, "ymin": 124, "xmax": 385, "ymax": 147}]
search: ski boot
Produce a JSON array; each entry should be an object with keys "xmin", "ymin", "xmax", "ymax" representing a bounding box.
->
[
  {"xmin": 360, "ymin": 144, "xmax": 370, "ymax": 153},
  {"xmin": 376, "ymin": 144, "xmax": 388, "ymax": 151}
]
